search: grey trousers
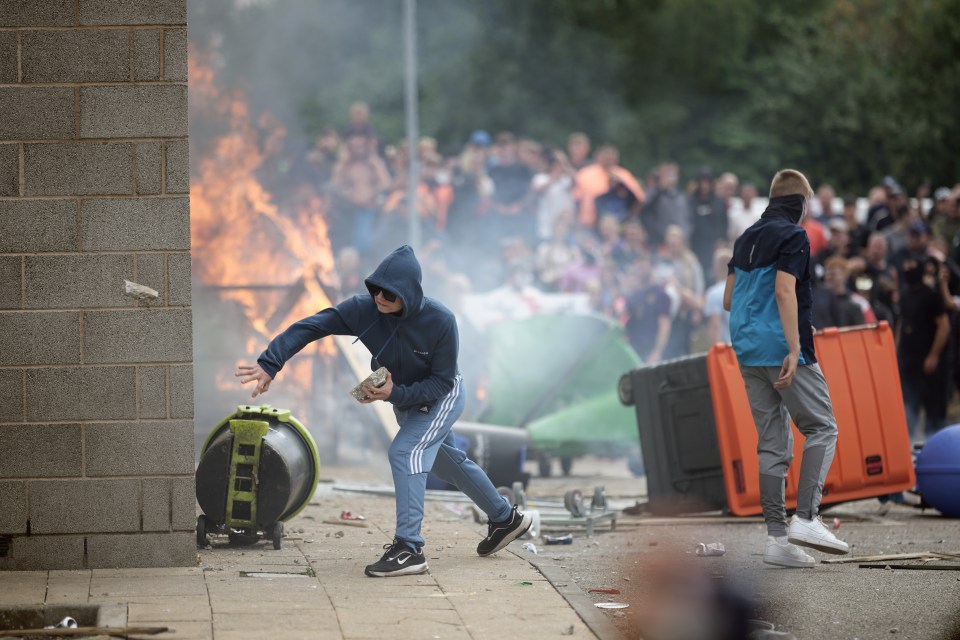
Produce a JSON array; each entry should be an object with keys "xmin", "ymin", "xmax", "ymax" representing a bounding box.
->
[{"xmin": 739, "ymin": 363, "xmax": 838, "ymax": 537}]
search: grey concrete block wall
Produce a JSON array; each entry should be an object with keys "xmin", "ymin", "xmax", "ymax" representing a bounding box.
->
[
  {"xmin": 0, "ymin": 0, "xmax": 194, "ymax": 571},
  {"xmin": 25, "ymin": 254, "xmax": 136, "ymax": 309},
  {"xmin": 0, "ymin": 88, "xmax": 76, "ymax": 140},
  {"xmin": 0, "ymin": 424, "xmax": 83, "ymax": 478},
  {"xmin": 21, "ymin": 30, "xmax": 130, "ymax": 83},
  {"xmin": 0, "ymin": 481, "xmax": 28, "ymax": 534},
  {"xmin": 0, "ymin": 369, "xmax": 23, "ymax": 420},
  {"xmin": 0, "ymin": 311, "xmax": 81, "ymax": 365},
  {"xmin": 0, "ymin": 144, "xmax": 18, "ymax": 196},
  {"xmin": 0, "ymin": 200, "xmax": 78, "ymax": 253},
  {"xmin": 0, "ymin": 257, "xmax": 21, "ymax": 309},
  {"xmin": 0, "ymin": 31, "xmax": 17, "ymax": 83}
]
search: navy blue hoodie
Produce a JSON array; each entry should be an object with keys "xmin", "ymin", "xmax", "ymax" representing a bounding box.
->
[
  {"xmin": 257, "ymin": 245, "xmax": 460, "ymax": 410},
  {"xmin": 727, "ymin": 194, "xmax": 816, "ymax": 367}
]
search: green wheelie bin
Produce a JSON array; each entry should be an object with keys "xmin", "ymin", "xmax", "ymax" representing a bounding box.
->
[{"xmin": 195, "ymin": 404, "xmax": 320, "ymax": 549}]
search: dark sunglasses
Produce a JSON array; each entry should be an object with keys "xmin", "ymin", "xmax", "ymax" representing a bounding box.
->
[{"xmin": 370, "ymin": 286, "xmax": 398, "ymax": 303}]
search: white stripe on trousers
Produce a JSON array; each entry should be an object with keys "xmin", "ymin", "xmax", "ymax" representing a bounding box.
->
[{"xmin": 408, "ymin": 376, "xmax": 462, "ymax": 475}]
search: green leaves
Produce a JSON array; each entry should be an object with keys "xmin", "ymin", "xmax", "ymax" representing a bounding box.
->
[{"xmin": 193, "ymin": 0, "xmax": 960, "ymax": 192}]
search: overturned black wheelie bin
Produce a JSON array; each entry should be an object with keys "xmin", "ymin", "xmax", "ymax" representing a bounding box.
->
[{"xmin": 196, "ymin": 404, "xmax": 320, "ymax": 549}]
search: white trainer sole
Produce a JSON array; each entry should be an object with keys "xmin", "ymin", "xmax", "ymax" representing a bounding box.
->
[
  {"xmin": 364, "ymin": 561, "xmax": 429, "ymax": 577},
  {"xmin": 787, "ymin": 532, "xmax": 849, "ymax": 555}
]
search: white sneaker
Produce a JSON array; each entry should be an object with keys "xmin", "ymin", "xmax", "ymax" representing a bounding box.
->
[
  {"xmin": 787, "ymin": 515, "xmax": 849, "ymax": 554},
  {"xmin": 763, "ymin": 536, "xmax": 816, "ymax": 568}
]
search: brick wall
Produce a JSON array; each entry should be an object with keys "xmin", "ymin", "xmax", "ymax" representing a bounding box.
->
[{"xmin": 0, "ymin": 0, "xmax": 195, "ymax": 569}]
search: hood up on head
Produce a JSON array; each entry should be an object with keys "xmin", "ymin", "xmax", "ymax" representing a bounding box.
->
[
  {"xmin": 364, "ymin": 245, "xmax": 424, "ymax": 321},
  {"xmin": 762, "ymin": 193, "xmax": 807, "ymax": 224}
]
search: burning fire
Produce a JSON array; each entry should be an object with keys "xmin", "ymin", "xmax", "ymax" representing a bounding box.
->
[{"xmin": 189, "ymin": 46, "xmax": 337, "ymax": 398}]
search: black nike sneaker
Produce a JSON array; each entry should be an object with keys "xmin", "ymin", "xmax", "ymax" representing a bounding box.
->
[
  {"xmin": 364, "ymin": 539, "xmax": 428, "ymax": 577},
  {"xmin": 477, "ymin": 505, "xmax": 532, "ymax": 557}
]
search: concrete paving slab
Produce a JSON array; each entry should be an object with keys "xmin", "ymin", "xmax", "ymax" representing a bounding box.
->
[
  {"xmin": 44, "ymin": 572, "xmax": 91, "ymax": 604},
  {"xmin": 339, "ymin": 620, "xmax": 472, "ymax": 640},
  {"xmin": 135, "ymin": 620, "xmax": 213, "ymax": 640},
  {"xmin": 88, "ymin": 575, "xmax": 207, "ymax": 597},
  {"xmin": 0, "ymin": 572, "xmax": 46, "ymax": 604},
  {"xmin": 91, "ymin": 567, "xmax": 202, "ymax": 577},
  {"xmin": 327, "ymin": 594, "xmax": 456, "ymax": 610},
  {"xmin": 127, "ymin": 600, "xmax": 213, "ymax": 623}
]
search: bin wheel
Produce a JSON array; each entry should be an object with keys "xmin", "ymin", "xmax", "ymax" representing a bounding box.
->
[
  {"xmin": 564, "ymin": 489, "xmax": 585, "ymax": 517},
  {"xmin": 560, "ymin": 457, "xmax": 573, "ymax": 476},
  {"xmin": 272, "ymin": 522, "xmax": 284, "ymax": 550},
  {"xmin": 618, "ymin": 374, "xmax": 634, "ymax": 406},
  {"xmin": 496, "ymin": 486, "xmax": 516, "ymax": 506},
  {"xmin": 537, "ymin": 452, "xmax": 552, "ymax": 478},
  {"xmin": 196, "ymin": 515, "xmax": 208, "ymax": 547}
]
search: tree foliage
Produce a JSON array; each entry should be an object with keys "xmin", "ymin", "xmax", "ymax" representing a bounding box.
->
[{"xmin": 188, "ymin": 0, "xmax": 960, "ymax": 192}]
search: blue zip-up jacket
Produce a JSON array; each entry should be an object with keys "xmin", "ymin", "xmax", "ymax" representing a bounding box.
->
[
  {"xmin": 257, "ymin": 245, "xmax": 459, "ymax": 410},
  {"xmin": 728, "ymin": 194, "xmax": 817, "ymax": 367}
]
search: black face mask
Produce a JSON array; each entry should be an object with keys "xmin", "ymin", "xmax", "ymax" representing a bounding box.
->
[
  {"xmin": 764, "ymin": 194, "xmax": 806, "ymax": 224},
  {"xmin": 903, "ymin": 266, "xmax": 924, "ymax": 285}
]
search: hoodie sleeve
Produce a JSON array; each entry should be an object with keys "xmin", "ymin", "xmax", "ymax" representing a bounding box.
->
[
  {"xmin": 387, "ymin": 314, "xmax": 459, "ymax": 406},
  {"xmin": 257, "ymin": 307, "xmax": 353, "ymax": 379}
]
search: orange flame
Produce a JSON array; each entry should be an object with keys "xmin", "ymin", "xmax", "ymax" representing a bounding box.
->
[{"xmin": 189, "ymin": 46, "xmax": 337, "ymax": 400}]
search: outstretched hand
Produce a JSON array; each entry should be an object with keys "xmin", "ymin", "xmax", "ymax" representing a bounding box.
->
[
  {"xmin": 358, "ymin": 370, "xmax": 393, "ymax": 404},
  {"xmin": 236, "ymin": 363, "xmax": 273, "ymax": 398}
]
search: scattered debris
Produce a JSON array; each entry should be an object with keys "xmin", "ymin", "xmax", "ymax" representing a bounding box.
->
[
  {"xmin": 340, "ymin": 511, "xmax": 366, "ymax": 521},
  {"xmin": 587, "ymin": 588, "xmax": 621, "ymax": 595},
  {"xmin": 324, "ymin": 518, "xmax": 367, "ymax": 528},
  {"xmin": 595, "ymin": 602, "xmax": 629, "ymax": 609},
  {"xmin": 695, "ymin": 542, "xmax": 726, "ymax": 557},
  {"xmin": 521, "ymin": 542, "xmax": 538, "ymax": 554},
  {"xmin": 832, "ymin": 517, "xmax": 841, "ymax": 530},
  {"xmin": 543, "ymin": 534, "xmax": 574, "ymax": 545},
  {"xmin": 333, "ymin": 530, "xmax": 345, "ymax": 538},
  {"xmin": 45, "ymin": 617, "xmax": 78, "ymax": 630},
  {"xmin": 822, "ymin": 551, "xmax": 960, "ymax": 564},
  {"xmin": 515, "ymin": 581, "xmax": 533, "ymax": 586},
  {"xmin": 561, "ymin": 624, "xmax": 575, "ymax": 635}
]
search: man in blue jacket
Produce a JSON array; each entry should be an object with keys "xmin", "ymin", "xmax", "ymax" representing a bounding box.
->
[
  {"xmin": 237, "ymin": 245, "xmax": 532, "ymax": 577},
  {"xmin": 724, "ymin": 169, "xmax": 849, "ymax": 568}
]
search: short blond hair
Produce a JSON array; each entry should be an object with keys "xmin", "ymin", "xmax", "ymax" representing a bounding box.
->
[{"xmin": 769, "ymin": 169, "xmax": 813, "ymax": 200}]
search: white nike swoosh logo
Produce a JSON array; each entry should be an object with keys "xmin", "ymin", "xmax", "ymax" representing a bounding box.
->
[{"xmin": 392, "ymin": 554, "xmax": 410, "ymax": 565}]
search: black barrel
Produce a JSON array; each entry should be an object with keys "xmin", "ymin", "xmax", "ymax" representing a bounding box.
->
[{"xmin": 196, "ymin": 404, "xmax": 320, "ymax": 528}]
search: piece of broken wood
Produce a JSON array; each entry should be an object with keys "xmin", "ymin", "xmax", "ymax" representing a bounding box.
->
[
  {"xmin": 322, "ymin": 518, "xmax": 368, "ymax": 528},
  {"xmin": 859, "ymin": 564, "xmax": 960, "ymax": 571},
  {"xmin": 825, "ymin": 550, "xmax": 960, "ymax": 565},
  {"xmin": 0, "ymin": 626, "xmax": 169, "ymax": 638},
  {"xmin": 821, "ymin": 551, "xmax": 951, "ymax": 564}
]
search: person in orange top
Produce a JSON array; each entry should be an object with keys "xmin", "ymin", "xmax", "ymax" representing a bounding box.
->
[
  {"xmin": 802, "ymin": 215, "xmax": 829, "ymax": 257},
  {"xmin": 574, "ymin": 145, "xmax": 645, "ymax": 230}
]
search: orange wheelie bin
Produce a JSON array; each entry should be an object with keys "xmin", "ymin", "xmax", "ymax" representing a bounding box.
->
[{"xmin": 706, "ymin": 322, "xmax": 915, "ymax": 516}]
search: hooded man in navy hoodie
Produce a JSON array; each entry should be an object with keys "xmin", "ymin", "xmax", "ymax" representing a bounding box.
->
[{"xmin": 237, "ymin": 245, "xmax": 532, "ymax": 577}]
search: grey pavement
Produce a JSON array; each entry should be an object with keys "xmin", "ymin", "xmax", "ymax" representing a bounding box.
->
[
  {"xmin": 0, "ymin": 464, "xmax": 613, "ymax": 640},
  {"xmin": 3, "ymin": 460, "xmax": 959, "ymax": 640}
]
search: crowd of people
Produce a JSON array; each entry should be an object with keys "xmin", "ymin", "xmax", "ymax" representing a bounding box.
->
[{"xmin": 291, "ymin": 102, "xmax": 960, "ymax": 443}]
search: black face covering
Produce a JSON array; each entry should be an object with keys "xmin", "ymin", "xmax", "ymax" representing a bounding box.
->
[{"xmin": 763, "ymin": 194, "xmax": 806, "ymax": 224}]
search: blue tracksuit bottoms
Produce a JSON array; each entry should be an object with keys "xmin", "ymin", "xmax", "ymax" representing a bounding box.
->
[{"xmin": 390, "ymin": 374, "xmax": 513, "ymax": 551}]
